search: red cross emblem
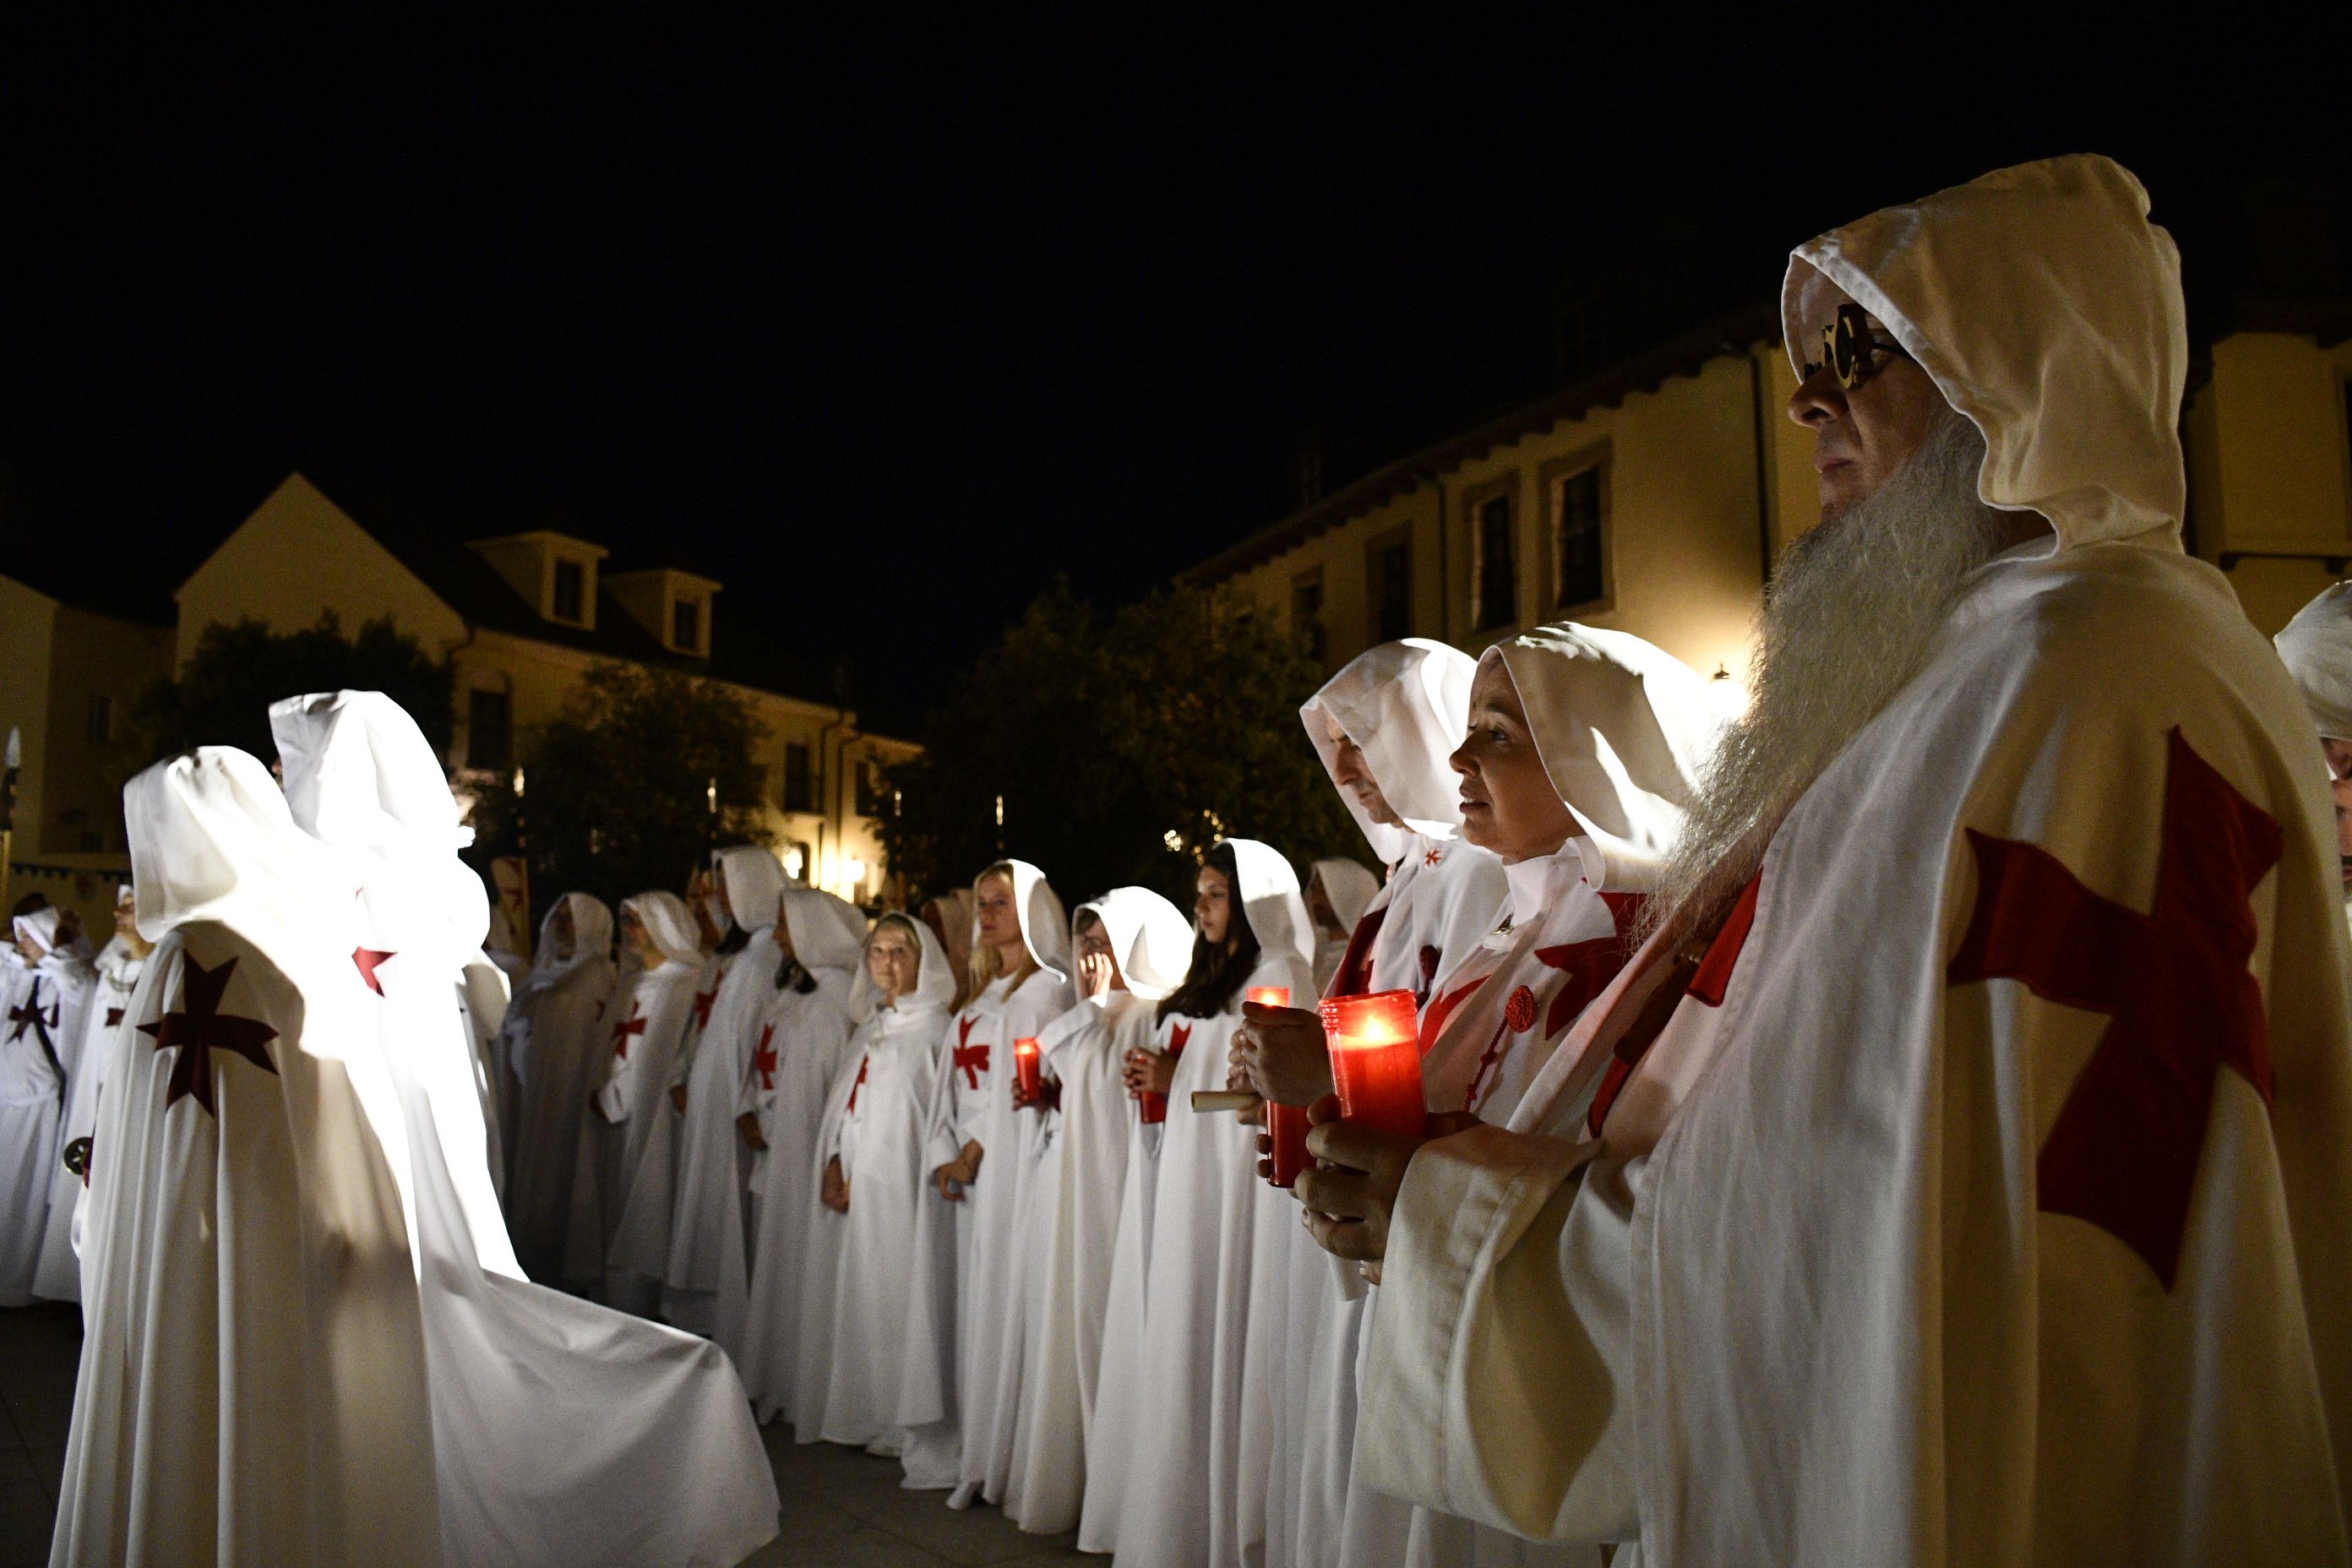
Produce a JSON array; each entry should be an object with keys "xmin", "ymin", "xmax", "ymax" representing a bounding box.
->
[
  {"xmin": 1168, "ymin": 1021, "xmax": 1192, "ymax": 1063},
  {"xmin": 692, "ymin": 983, "xmax": 719, "ymax": 1032},
  {"xmin": 952, "ymin": 1014, "xmax": 989, "ymax": 1089},
  {"xmin": 1424, "ymin": 847, "xmax": 1443, "ymax": 868},
  {"xmin": 1946, "ymin": 728, "xmax": 2280, "ymax": 1289},
  {"xmin": 1419, "ymin": 971, "xmax": 1488, "ymax": 1053},
  {"xmin": 750, "ymin": 1024, "xmax": 778, "ymax": 1092},
  {"xmin": 105, "ymin": 1007, "xmax": 125, "ymax": 1029},
  {"xmin": 6, "ymin": 998, "xmax": 40, "ymax": 1043},
  {"xmin": 612, "ymin": 1004, "xmax": 649, "ymax": 1059},
  {"xmin": 846, "ymin": 1054, "xmax": 870, "ymax": 1113},
  {"xmin": 137, "ymin": 953, "xmax": 280, "ymax": 1118},
  {"xmin": 352, "ymin": 947, "xmax": 396, "ymax": 995}
]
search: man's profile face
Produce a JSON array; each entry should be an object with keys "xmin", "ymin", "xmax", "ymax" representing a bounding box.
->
[
  {"xmin": 1324, "ymin": 711, "xmax": 1401, "ymax": 828},
  {"xmin": 1787, "ymin": 267, "xmax": 1953, "ymax": 519}
]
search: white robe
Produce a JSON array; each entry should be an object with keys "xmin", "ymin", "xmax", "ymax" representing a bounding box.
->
[
  {"xmin": 732, "ymin": 968, "xmax": 859, "ymax": 1422},
  {"xmin": 1362, "ymin": 543, "xmax": 2352, "ymax": 1564},
  {"xmin": 662, "ymin": 937, "xmax": 779, "ymax": 1336},
  {"xmin": 1076, "ymin": 1054, "xmax": 1168, "ymax": 1549},
  {"xmin": 607, "ymin": 950, "xmax": 722, "ymax": 1308},
  {"xmin": 0, "ymin": 949, "xmax": 86, "ymax": 1305},
  {"xmin": 814, "ymin": 994, "xmax": 953, "ymax": 1446},
  {"xmin": 499, "ymin": 942, "xmax": 616, "ymax": 1284},
  {"xmin": 34, "ymin": 939, "xmax": 145, "ymax": 1302},
  {"xmin": 571, "ymin": 956, "xmax": 697, "ymax": 1302},
  {"xmin": 1006, "ymin": 990, "xmax": 1157, "ymax": 1534}
]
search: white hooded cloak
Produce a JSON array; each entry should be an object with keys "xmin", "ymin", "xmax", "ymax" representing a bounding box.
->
[
  {"xmin": 3, "ymin": 906, "xmax": 92, "ymax": 1304},
  {"xmin": 498, "ymin": 891, "xmax": 618, "ymax": 1283},
  {"xmin": 1361, "ymin": 153, "xmax": 2352, "ymax": 1566},
  {"xmin": 269, "ymin": 689, "xmax": 779, "ymax": 1568},
  {"xmin": 32, "ymin": 912, "xmax": 149, "ymax": 1303},
  {"xmin": 2277, "ymin": 581, "xmax": 2352, "ymax": 743}
]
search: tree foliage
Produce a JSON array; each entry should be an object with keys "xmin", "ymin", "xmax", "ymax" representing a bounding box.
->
[
  {"xmin": 879, "ymin": 580, "xmax": 1362, "ymax": 911},
  {"xmin": 470, "ymin": 662, "xmax": 770, "ymax": 912},
  {"xmin": 137, "ymin": 613, "xmax": 455, "ymax": 763}
]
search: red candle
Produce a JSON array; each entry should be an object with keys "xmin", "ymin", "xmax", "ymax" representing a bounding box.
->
[
  {"xmin": 1014, "ymin": 1037, "xmax": 1043, "ymax": 1103},
  {"xmin": 1248, "ymin": 986, "xmax": 1309, "ymax": 1187},
  {"xmin": 1320, "ymin": 989, "xmax": 1426, "ymax": 1140}
]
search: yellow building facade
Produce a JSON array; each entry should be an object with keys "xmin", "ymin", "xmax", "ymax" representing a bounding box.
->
[{"xmin": 1190, "ymin": 312, "xmax": 2352, "ymax": 689}]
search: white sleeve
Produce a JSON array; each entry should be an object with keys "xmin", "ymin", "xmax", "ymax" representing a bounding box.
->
[{"xmin": 1356, "ymin": 1123, "xmax": 1638, "ymax": 1546}]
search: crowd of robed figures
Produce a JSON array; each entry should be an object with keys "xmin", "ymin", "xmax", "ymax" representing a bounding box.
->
[{"xmin": 11, "ymin": 151, "xmax": 2352, "ymax": 1567}]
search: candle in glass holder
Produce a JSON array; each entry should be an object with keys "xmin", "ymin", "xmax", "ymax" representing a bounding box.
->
[
  {"xmin": 1014, "ymin": 1037, "xmax": 1043, "ymax": 1103},
  {"xmin": 1247, "ymin": 986, "xmax": 1309, "ymax": 1187},
  {"xmin": 1320, "ymin": 989, "xmax": 1426, "ymax": 1140}
]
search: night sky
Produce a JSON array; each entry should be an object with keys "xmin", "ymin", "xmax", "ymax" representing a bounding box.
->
[{"xmin": 6, "ymin": 17, "xmax": 2345, "ymax": 724}]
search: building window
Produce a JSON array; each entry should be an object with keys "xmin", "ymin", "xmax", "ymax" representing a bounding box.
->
[
  {"xmin": 84, "ymin": 693, "xmax": 114, "ymax": 744},
  {"xmin": 1554, "ymin": 461, "xmax": 1608, "ymax": 610},
  {"xmin": 854, "ymin": 760, "xmax": 885, "ymax": 817},
  {"xmin": 552, "ymin": 558, "xmax": 585, "ymax": 622},
  {"xmin": 468, "ymin": 689, "xmax": 512, "ymax": 772},
  {"xmin": 1291, "ymin": 568, "xmax": 1326, "ymax": 662},
  {"xmin": 672, "ymin": 597, "xmax": 700, "ymax": 651},
  {"xmin": 1473, "ymin": 491, "xmax": 1516, "ymax": 629},
  {"xmin": 1366, "ymin": 534, "xmax": 1411, "ymax": 643},
  {"xmin": 784, "ymin": 742, "xmax": 816, "ymax": 813}
]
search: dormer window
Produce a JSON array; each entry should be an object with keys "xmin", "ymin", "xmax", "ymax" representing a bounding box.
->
[
  {"xmin": 553, "ymin": 559, "xmax": 585, "ymax": 623},
  {"xmin": 672, "ymin": 597, "xmax": 700, "ymax": 651}
]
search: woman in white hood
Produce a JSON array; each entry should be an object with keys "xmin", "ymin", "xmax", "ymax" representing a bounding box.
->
[
  {"xmin": 33, "ymin": 884, "xmax": 152, "ymax": 1303},
  {"xmin": 901, "ymin": 860, "xmax": 1073, "ymax": 1505},
  {"xmin": 1107, "ymin": 838, "xmax": 1314, "ymax": 1568},
  {"xmin": 570, "ymin": 888, "xmax": 702, "ymax": 1307},
  {"xmin": 500, "ymin": 890, "xmax": 618, "ymax": 1283},
  {"xmin": 732, "ymin": 884, "xmax": 868, "ymax": 1425},
  {"xmin": 802, "ymin": 912, "xmax": 957, "ymax": 1451},
  {"xmin": 2, "ymin": 904, "xmax": 96, "ymax": 1305},
  {"xmin": 1006, "ymin": 885, "xmax": 1193, "ymax": 1535},
  {"xmin": 658, "ymin": 842, "xmax": 788, "ymax": 1339},
  {"xmin": 269, "ymin": 689, "xmax": 779, "ymax": 1568},
  {"xmin": 1305, "ymin": 857, "xmax": 1380, "ymax": 994}
]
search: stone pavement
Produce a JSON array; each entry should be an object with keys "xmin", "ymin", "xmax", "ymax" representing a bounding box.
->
[{"xmin": 0, "ymin": 1303, "xmax": 1090, "ymax": 1568}]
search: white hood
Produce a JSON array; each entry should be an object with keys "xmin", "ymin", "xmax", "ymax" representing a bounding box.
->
[
  {"xmin": 1492, "ymin": 623, "xmax": 1724, "ymax": 887},
  {"xmin": 975, "ymin": 858, "xmax": 1072, "ymax": 983},
  {"xmin": 779, "ymin": 885, "xmax": 870, "ymax": 983},
  {"xmin": 11, "ymin": 906, "xmax": 61, "ymax": 959},
  {"xmin": 1783, "ymin": 153, "xmax": 2188, "ymax": 553},
  {"xmin": 1302, "ymin": 638, "xmax": 1478, "ymax": 864},
  {"xmin": 1075, "ymin": 885, "xmax": 1194, "ymax": 1003},
  {"xmin": 127, "ymin": 747, "xmax": 357, "ymax": 947},
  {"xmin": 621, "ymin": 890, "xmax": 705, "ymax": 968},
  {"xmin": 1310, "ymin": 857, "xmax": 1381, "ymax": 936},
  {"xmin": 519, "ymin": 890, "xmax": 616, "ymax": 1000},
  {"xmin": 2275, "ymin": 581, "xmax": 2352, "ymax": 742},
  {"xmin": 1222, "ymin": 837, "xmax": 1314, "ymax": 973},
  {"xmin": 849, "ymin": 912, "xmax": 958, "ymax": 1022},
  {"xmin": 714, "ymin": 844, "xmax": 788, "ymax": 934}
]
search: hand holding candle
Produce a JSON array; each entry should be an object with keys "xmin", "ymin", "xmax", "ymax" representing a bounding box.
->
[
  {"xmin": 1319, "ymin": 988, "xmax": 1427, "ymax": 1140},
  {"xmin": 1013, "ymin": 1037, "xmax": 1043, "ymax": 1107},
  {"xmin": 1244, "ymin": 986, "xmax": 1314, "ymax": 1188}
]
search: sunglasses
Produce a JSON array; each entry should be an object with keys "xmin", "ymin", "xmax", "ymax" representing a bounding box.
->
[{"xmin": 1800, "ymin": 302, "xmax": 1910, "ymax": 389}]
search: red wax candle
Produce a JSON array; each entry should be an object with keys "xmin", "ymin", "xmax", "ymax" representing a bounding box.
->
[
  {"xmin": 1320, "ymin": 989, "xmax": 1426, "ymax": 1140},
  {"xmin": 1014, "ymin": 1037, "xmax": 1043, "ymax": 1102},
  {"xmin": 1247, "ymin": 986, "xmax": 1309, "ymax": 1186}
]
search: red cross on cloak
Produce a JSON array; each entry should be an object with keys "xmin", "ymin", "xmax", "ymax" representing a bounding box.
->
[
  {"xmin": 104, "ymin": 1008, "xmax": 125, "ymax": 1029},
  {"xmin": 1423, "ymin": 847, "xmax": 1443, "ymax": 868},
  {"xmin": 352, "ymin": 948, "xmax": 396, "ymax": 996},
  {"xmin": 611, "ymin": 1005, "xmax": 649, "ymax": 1059},
  {"xmin": 692, "ymin": 983, "xmax": 719, "ymax": 1032},
  {"xmin": 750, "ymin": 1024, "xmax": 778, "ymax": 1092},
  {"xmin": 6, "ymin": 998, "xmax": 39, "ymax": 1043},
  {"xmin": 846, "ymin": 1054, "xmax": 870, "ymax": 1113},
  {"xmin": 1167, "ymin": 1022, "xmax": 1192, "ymax": 1063},
  {"xmin": 952, "ymin": 1014, "xmax": 989, "ymax": 1090},
  {"xmin": 1946, "ymin": 727, "xmax": 2281, "ymax": 1289},
  {"xmin": 137, "ymin": 954, "xmax": 280, "ymax": 1118}
]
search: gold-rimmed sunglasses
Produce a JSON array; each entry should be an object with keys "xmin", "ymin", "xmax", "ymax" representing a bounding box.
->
[{"xmin": 1800, "ymin": 302, "xmax": 1910, "ymax": 389}]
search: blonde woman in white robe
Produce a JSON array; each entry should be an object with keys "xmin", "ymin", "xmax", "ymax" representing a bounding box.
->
[
  {"xmin": 500, "ymin": 891, "xmax": 617, "ymax": 1283},
  {"xmin": 732, "ymin": 885, "xmax": 866, "ymax": 1424},
  {"xmin": 803, "ymin": 912, "xmax": 956, "ymax": 1449},
  {"xmin": 1, "ymin": 906, "xmax": 92, "ymax": 1306},
  {"xmin": 1005, "ymin": 886, "xmax": 1191, "ymax": 1536},
  {"xmin": 1108, "ymin": 839, "xmax": 1314, "ymax": 1568},
  {"xmin": 270, "ymin": 689, "xmax": 780, "ymax": 1567},
  {"xmin": 52, "ymin": 747, "xmax": 443, "ymax": 1566},
  {"xmin": 33, "ymin": 887, "xmax": 151, "ymax": 1303},
  {"xmin": 661, "ymin": 843, "xmax": 788, "ymax": 1338},
  {"xmin": 569, "ymin": 889, "xmax": 700, "ymax": 1306}
]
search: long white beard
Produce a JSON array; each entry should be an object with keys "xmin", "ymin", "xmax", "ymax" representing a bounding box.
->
[{"xmin": 1647, "ymin": 412, "xmax": 2012, "ymax": 945}]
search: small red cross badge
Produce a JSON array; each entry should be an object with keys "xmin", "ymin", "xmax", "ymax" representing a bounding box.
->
[
  {"xmin": 352, "ymin": 948, "xmax": 396, "ymax": 996},
  {"xmin": 105, "ymin": 1008, "xmax": 125, "ymax": 1029},
  {"xmin": 1946, "ymin": 728, "xmax": 2281, "ymax": 1288},
  {"xmin": 6, "ymin": 999, "xmax": 40, "ymax": 1043},
  {"xmin": 1424, "ymin": 847, "xmax": 1443, "ymax": 868},
  {"xmin": 952, "ymin": 1014, "xmax": 989, "ymax": 1090},
  {"xmin": 612, "ymin": 1005, "xmax": 648, "ymax": 1059},
  {"xmin": 692, "ymin": 984, "xmax": 719, "ymax": 1032},
  {"xmin": 846, "ymin": 1054, "xmax": 870, "ymax": 1113},
  {"xmin": 138, "ymin": 953, "xmax": 280, "ymax": 1118},
  {"xmin": 750, "ymin": 1024, "xmax": 778, "ymax": 1092}
]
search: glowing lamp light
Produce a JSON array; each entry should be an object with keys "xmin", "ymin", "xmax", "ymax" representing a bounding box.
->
[
  {"xmin": 782, "ymin": 847, "xmax": 805, "ymax": 880},
  {"xmin": 1014, "ymin": 1036, "xmax": 1043, "ymax": 1102},
  {"xmin": 1246, "ymin": 986, "xmax": 1311, "ymax": 1189},
  {"xmin": 1319, "ymin": 989, "xmax": 1426, "ymax": 1141},
  {"xmin": 846, "ymin": 858, "xmax": 867, "ymax": 888},
  {"xmin": 511, "ymin": 766, "xmax": 525, "ymax": 798}
]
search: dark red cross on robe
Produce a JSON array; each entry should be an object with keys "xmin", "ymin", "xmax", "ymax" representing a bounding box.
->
[
  {"xmin": 1167, "ymin": 1022, "xmax": 1192, "ymax": 1063},
  {"xmin": 952, "ymin": 1014, "xmax": 989, "ymax": 1090},
  {"xmin": 6, "ymin": 998, "xmax": 40, "ymax": 1043},
  {"xmin": 692, "ymin": 984, "xmax": 719, "ymax": 1032},
  {"xmin": 611, "ymin": 1006, "xmax": 648, "ymax": 1059},
  {"xmin": 846, "ymin": 1054, "xmax": 870, "ymax": 1113},
  {"xmin": 750, "ymin": 1024, "xmax": 778, "ymax": 1092},
  {"xmin": 137, "ymin": 954, "xmax": 279, "ymax": 1118},
  {"xmin": 1589, "ymin": 873, "xmax": 1760, "ymax": 1137},
  {"xmin": 1946, "ymin": 727, "xmax": 2280, "ymax": 1289},
  {"xmin": 105, "ymin": 1007, "xmax": 125, "ymax": 1029},
  {"xmin": 352, "ymin": 948, "xmax": 395, "ymax": 995}
]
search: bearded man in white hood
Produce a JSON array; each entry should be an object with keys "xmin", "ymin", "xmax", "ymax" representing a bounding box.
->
[{"xmin": 1304, "ymin": 155, "xmax": 2352, "ymax": 1565}]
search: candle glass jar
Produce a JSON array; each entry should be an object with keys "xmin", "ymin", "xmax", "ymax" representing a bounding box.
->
[{"xmin": 1319, "ymin": 988, "xmax": 1426, "ymax": 1141}]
